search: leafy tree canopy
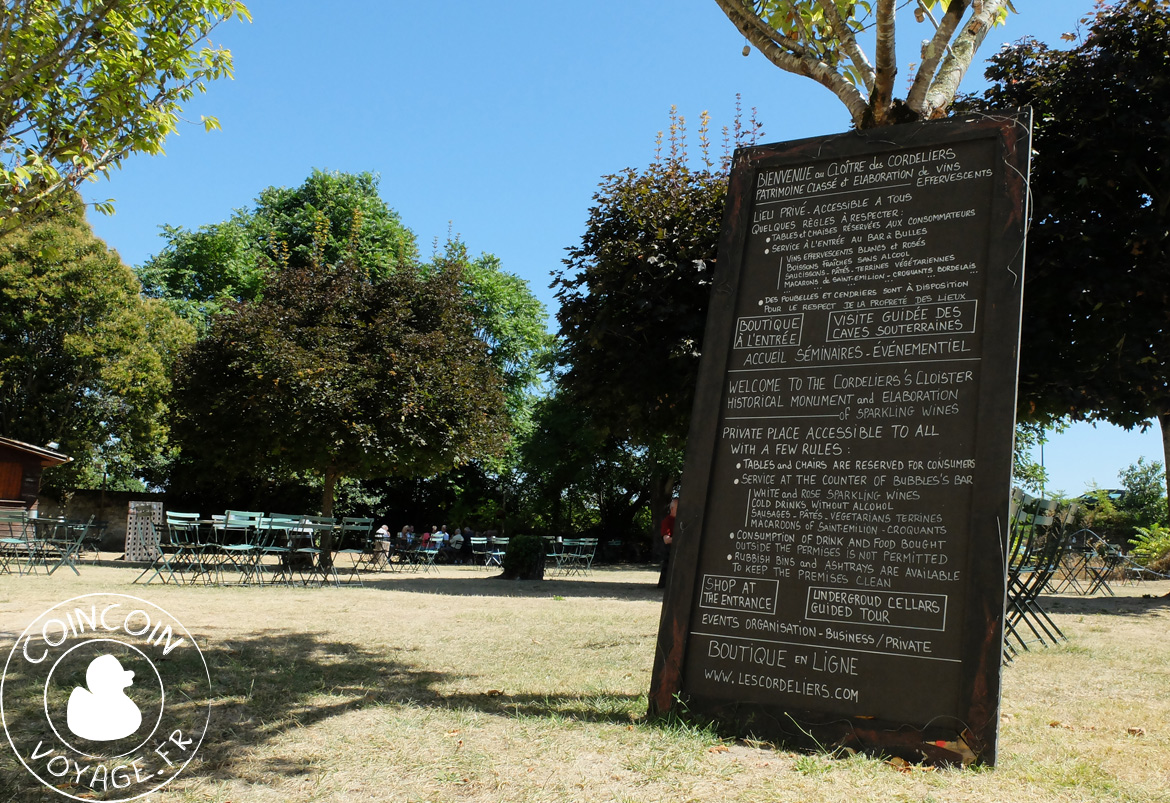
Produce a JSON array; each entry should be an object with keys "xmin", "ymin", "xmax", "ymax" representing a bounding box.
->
[
  {"xmin": 252, "ymin": 168, "xmax": 417, "ymax": 275},
  {"xmin": 714, "ymin": 0, "xmax": 1016, "ymax": 126},
  {"xmin": 144, "ymin": 170, "xmax": 548, "ymax": 518},
  {"xmin": 171, "ymin": 256, "xmax": 510, "ymax": 515},
  {"xmin": 1012, "ymin": 421, "xmax": 1067, "ymax": 494},
  {"xmin": 138, "ymin": 169, "xmax": 417, "ymax": 328},
  {"xmin": 553, "ymin": 107, "xmax": 760, "ymax": 531},
  {"xmin": 516, "ymin": 390, "xmax": 669, "ymax": 547},
  {"xmin": 0, "ymin": 0, "xmax": 250, "ymax": 235},
  {"xmin": 136, "ymin": 217, "xmax": 263, "ymax": 327},
  {"xmin": 554, "ymin": 110, "xmax": 752, "ymax": 453},
  {"xmin": 960, "ymin": 0, "xmax": 1170, "ymax": 497},
  {"xmin": 1118, "ymin": 457, "xmax": 1168, "ymax": 529},
  {"xmin": 0, "ymin": 194, "xmax": 194, "ymax": 493},
  {"xmin": 431, "ymin": 237, "xmax": 554, "ymax": 423}
]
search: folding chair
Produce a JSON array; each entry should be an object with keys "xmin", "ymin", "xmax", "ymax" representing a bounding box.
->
[
  {"xmin": 372, "ymin": 531, "xmax": 395, "ymax": 575},
  {"xmin": 1050, "ymin": 526, "xmax": 1090, "ymax": 594},
  {"xmin": 578, "ymin": 538, "xmax": 598, "ymax": 575},
  {"xmin": 335, "ymin": 517, "xmax": 375, "ymax": 585},
  {"xmin": 558, "ymin": 538, "xmax": 598, "ymax": 576},
  {"xmin": 415, "ymin": 535, "xmax": 441, "ymax": 573},
  {"xmin": 25, "ymin": 514, "xmax": 79, "ymax": 574},
  {"xmin": 292, "ymin": 516, "xmax": 339, "ymax": 586},
  {"xmin": 554, "ymin": 537, "xmax": 579, "ymax": 575},
  {"xmin": 1082, "ymin": 532, "xmax": 1124, "ymax": 595},
  {"xmin": 350, "ymin": 526, "xmax": 391, "ymax": 573},
  {"xmin": 164, "ymin": 511, "xmax": 214, "ymax": 585},
  {"xmin": 0, "ymin": 509, "xmax": 29, "ymax": 575},
  {"xmin": 1005, "ymin": 497, "xmax": 1072, "ymax": 655},
  {"xmin": 394, "ymin": 535, "xmax": 424, "ymax": 572},
  {"xmin": 217, "ymin": 510, "xmax": 264, "ymax": 584},
  {"xmin": 486, "ymin": 537, "xmax": 508, "ymax": 569},
  {"xmin": 545, "ymin": 537, "xmax": 563, "ymax": 573},
  {"xmin": 79, "ymin": 520, "xmax": 106, "ymax": 564},
  {"xmin": 22, "ymin": 513, "xmax": 64, "ymax": 574},
  {"xmin": 470, "ymin": 536, "xmax": 491, "ymax": 567},
  {"xmin": 259, "ymin": 514, "xmax": 301, "ymax": 585}
]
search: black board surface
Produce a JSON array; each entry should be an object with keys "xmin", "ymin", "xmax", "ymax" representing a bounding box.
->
[{"xmin": 649, "ymin": 114, "xmax": 1031, "ymax": 766}]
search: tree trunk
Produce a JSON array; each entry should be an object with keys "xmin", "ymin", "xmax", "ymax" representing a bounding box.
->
[
  {"xmin": 922, "ymin": 0, "xmax": 1009, "ymax": 117},
  {"xmin": 320, "ymin": 464, "xmax": 341, "ymax": 568},
  {"xmin": 868, "ymin": 0, "xmax": 897, "ymax": 125},
  {"xmin": 499, "ymin": 481, "xmax": 508, "ymax": 537},
  {"xmin": 1160, "ymin": 411, "xmax": 1170, "ymax": 507},
  {"xmin": 906, "ymin": 0, "xmax": 968, "ymax": 114},
  {"xmin": 321, "ymin": 464, "xmax": 340, "ymax": 517}
]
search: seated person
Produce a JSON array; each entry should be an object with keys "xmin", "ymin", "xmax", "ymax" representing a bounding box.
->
[
  {"xmin": 375, "ymin": 524, "xmax": 392, "ymax": 554},
  {"xmin": 458, "ymin": 527, "xmax": 475, "ymax": 562},
  {"xmin": 437, "ymin": 526, "xmax": 463, "ymax": 563}
]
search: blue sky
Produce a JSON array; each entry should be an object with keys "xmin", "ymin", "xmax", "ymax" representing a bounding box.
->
[{"xmin": 78, "ymin": 0, "xmax": 1163, "ymax": 496}]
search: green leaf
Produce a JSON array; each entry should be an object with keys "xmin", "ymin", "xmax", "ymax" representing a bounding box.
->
[{"xmin": 0, "ymin": 0, "xmax": 253, "ymax": 236}]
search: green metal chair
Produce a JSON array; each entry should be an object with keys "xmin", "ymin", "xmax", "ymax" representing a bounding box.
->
[
  {"xmin": 416, "ymin": 533, "xmax": 442, "ymax": 573},
  {"xmin": 217, "ymin": 510, "xmax": 264, "ymax": 584},
  {"xmin": 486, "ymin": 536, "xmax": 508, "ymax": 569},
  {"xmin": 167, "ymin": 511, "xmax": 214, "ymax": 585},
  {"xmin": 336, "ymin": 517, "xmax": 375, "ymax": 584},
  {"xmin": 0, "ymin": 512, "xmax": 29, "ymax": 575},
  {"xmin": 557, "ymin": 537, "xmax": 598, "ymax": 576},
  {"xmin": 0, "ymin": 508, "xmax": 29, "ymax": 574},
  {"xmin": 470, "ymin": 536, "xmax": 491, "ymax": 567},
  {"xmin": 134, "ymin": 518, "xmax": 181, "ymax": 584},
  {"xmin": 1005, "ymin": 494, "xmax": 1072, "ymax": 657},
  {"xmin": 25, "ymin": 513, "xmax": 70, "ymax": 574},
  {"xmin": 259, "ymin": 513, "xmax": 302, "ymax": 585},
  {"xmin": 292, "ymin": 516, "xmax": 338, "ymax": 586}
]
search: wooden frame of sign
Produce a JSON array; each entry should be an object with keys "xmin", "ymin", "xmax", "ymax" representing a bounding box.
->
[{"xmin": 649, "ymin": 112, "xmax": 1031, "ymax": 766}]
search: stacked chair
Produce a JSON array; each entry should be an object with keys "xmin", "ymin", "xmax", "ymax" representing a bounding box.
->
[{"xmin": 1004, "ymin": 491, "xmax": 1077, "ymax": 660}]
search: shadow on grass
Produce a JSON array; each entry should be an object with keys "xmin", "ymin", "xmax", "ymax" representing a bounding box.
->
[
  {"xmin": 1044, "ymin": 585, "xmax": 1170, "ymax": 617},
  {"xmin": 358, "ymin": 568, "xmax": 665, "ymax": 602},
  {"xmin": 0, "ymin": 628, "xmax": 644, "ymax": 800}
]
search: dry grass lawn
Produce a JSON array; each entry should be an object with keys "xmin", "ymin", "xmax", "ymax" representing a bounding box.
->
[{"xmin": 2, "ymin": 560, "xmax": 1169, "ymax": 802}]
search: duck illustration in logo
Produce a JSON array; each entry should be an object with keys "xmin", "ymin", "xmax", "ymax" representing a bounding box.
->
[{"xmin": 66, "ymin": 654, "xmax": 143, "ymax": 741}]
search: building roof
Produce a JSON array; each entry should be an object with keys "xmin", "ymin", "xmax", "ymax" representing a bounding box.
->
[{"xmin": 0, "ymin": 436, "xmax": 71, "ymax": 467}]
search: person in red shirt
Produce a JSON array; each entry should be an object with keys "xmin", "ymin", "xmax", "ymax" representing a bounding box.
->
[{"xmin": 658, "ymin": 497, "xmax": 678, "ymax": 589}]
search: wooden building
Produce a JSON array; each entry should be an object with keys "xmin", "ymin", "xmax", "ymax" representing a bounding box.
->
[{"xmin": 0, "ymin": 436, "xmax": 70, "ymax": 510}]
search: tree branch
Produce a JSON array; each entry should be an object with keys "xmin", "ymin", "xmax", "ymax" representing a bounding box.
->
[
  {"xmin": 0, "ymin": 1, "xmax": 116, "ymax": 98},
  {"xmin": 923, "ymin": 0, "xmax": 1010, "ymax": 118},
  {"xmin": 0, "ymin": 0, "xmax": 38, "ymax": 78},
  {"xmin": 816, "ymin": 0, "xmax": 875, "ymax": 91},
  {"xmin": 711, "ymin": 0, "xmax": 813, "ymax": 57},
  {"xmin": 907, "ymin": 0, "xmax": 970, "ymax": 114},
  {"xmin": 715, "ymin": 0, "xmax": 869, "ymax": 126},
  {"xmin": 0, "ymin": 145, "xmax": 120, "ymax": 237}
]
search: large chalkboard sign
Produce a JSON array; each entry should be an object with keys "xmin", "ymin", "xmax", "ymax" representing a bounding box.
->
[{"xmin": 649, "ymin": 114, "xmax": 1031, "ymax": 766}]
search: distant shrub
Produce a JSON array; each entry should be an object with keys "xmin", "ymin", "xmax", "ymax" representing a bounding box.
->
[
  {"xmin": 1130, "ymin": 524, "xmax": 1170, "ymax": 574},
  {"xmin": 1077, "ymin": 492, "xmax": 1132, "ymax": 546},
  {"xmin": 1078, "ymin": 460, "xmax": 1168, "ymax": 546},
  {"xmin": 1118, "ymin": 458, "xmax": 1168, "ymax": 528},
  {"xmin": 501, "ymin": 534, "xmax": 545, "ymax": 580}
]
